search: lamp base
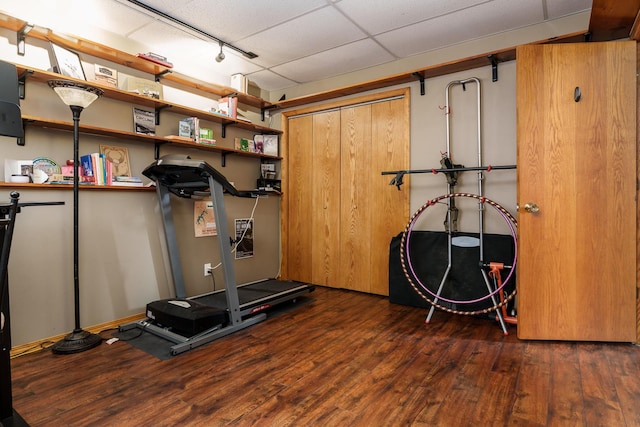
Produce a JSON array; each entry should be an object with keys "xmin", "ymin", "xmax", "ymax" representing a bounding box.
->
[{"xmin": 50, "ymin": 328, "xmax": 102, "ymax": 354}]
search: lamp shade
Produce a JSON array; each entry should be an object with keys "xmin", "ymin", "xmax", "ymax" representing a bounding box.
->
[{"xmin": 48, "ymin": 80, "xmax": 103, "ymax": 108}]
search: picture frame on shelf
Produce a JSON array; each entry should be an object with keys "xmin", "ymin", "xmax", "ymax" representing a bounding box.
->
[
  {"xmin": 50, "ymin": 43, "xmax": 86, "ymax": 80},
  {"xmin": 261, "ymin": 134, "xmax": 279, "ymax": 156},
  {"xmin": 132, "ymin": 107, "xmax": 155, "ymax": 135},
  {"xmin": 99, "ymin": 144, "xmax": 131, "ymax": 177}
]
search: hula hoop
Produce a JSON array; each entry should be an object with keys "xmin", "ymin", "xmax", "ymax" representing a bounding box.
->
[{"xmin": 400, "ymin": 193, "xmax": 518, "ymax": 316}]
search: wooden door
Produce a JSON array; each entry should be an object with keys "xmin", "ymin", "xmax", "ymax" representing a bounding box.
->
[
  {"xmin": 286, "ymin": 115, "xmax": 314, "ymax": 283},
  {"xmin": 370, "ymin": 98, "xmax": 410, "ymax": 294},
  {"xmin": 340, "ymin": 104, "xmax": 373, "ymax": 292},
  {"xmin": 286, "ymin": 110, "xmax": 342, "ymax": 287},
  {"xmin": 311, "ymin": 110, "xmax": 341, "ymax": 287},
  {"xmin": 338, "ymin": 99, "xmax": 409, "ymax": 294},
  {"xmin": 516, "ymin": 42, "xmax": 636, "ymax": 341}
]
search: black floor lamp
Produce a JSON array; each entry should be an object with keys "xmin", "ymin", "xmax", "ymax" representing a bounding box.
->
[{"xmin": 48, "ymin": 80, "xmax": 104, "ymax": 354}]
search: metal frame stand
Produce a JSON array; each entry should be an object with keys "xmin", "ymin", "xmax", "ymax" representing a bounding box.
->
[
  {"xmin": 0, "ymin": 193, "xmax": 27, "ymax": 426},
  {"xmin": 425, "ymin": 77, "xmax": 509, "ymax": 334}
]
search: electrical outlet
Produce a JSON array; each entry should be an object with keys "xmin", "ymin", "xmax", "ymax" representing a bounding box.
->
[{"xmin": 204, "ymin": 263, "xmax": 212, "ymax": 276}]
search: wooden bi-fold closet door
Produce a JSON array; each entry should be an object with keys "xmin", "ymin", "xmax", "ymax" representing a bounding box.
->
[
  {"xmin": 283, "ymin": 88, "xmax": 409, "ymax": 295},
  {"xmin": 516, "ymin": 41, "xmax": 637, "ymax": 342}
]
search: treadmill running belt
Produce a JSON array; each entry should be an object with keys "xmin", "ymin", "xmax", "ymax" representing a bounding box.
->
[{"xmin": 194, "ymin": 279, "xmax": 313, "ymax": 311}]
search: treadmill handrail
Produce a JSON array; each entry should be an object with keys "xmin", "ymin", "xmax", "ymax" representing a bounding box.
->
[{"xmin": 143, "ymin": 155, "xmax": 265, "ymax": 198}]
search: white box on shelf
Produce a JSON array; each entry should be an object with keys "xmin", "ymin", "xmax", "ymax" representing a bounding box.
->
[{"xmin": 230, "ymin": 73, "xmax": 248, "ymax": 93}]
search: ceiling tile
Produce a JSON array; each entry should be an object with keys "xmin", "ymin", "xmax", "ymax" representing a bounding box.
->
[
  {"xmin": 236, "ymin": 6, "xmax": 367, "ymax": 68},
  {"xmin": 245, "ymin": 69, "xmax": 297, "ymax": 92},
  {"xmin": 136, "ymin": 0, "xmax": 329, "ymax": 42},
  {"xmin": 270, "ymin": 38, "xmax": 395, "ymax": 84},
  {"xmin": 546, "ymin": 0, "xmax": 592, "ymax": 19},
  {"xmin": 335, "ymin": 0, "xmax": 491, "ymax": 34},
  {"xmin": 376, "ymin": 0, "xmax": 544, "ymax": 57}
]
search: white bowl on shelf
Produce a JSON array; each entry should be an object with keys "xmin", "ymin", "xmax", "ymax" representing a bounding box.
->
[{"xmin": 10, "ymin": 174, "xmax": 30, "ymax": 183}]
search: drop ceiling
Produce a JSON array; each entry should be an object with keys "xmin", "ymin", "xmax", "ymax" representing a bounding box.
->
[{"xmin": 5, "ymin": 0, "xmax": 593, "ymax": 92}]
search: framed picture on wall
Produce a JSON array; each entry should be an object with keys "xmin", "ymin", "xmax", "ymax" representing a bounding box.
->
[
  {"xmin": 50, "ymin": 43, "xmax": 86, "ymax": 80},
  {"xmin": 234, "ymin": 218, "xmax": 254, "ymax": 259}
]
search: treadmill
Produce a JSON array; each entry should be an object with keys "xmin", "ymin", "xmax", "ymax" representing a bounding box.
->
[{"xmin": 120, "ymin": 155, "xmax": 314, "ymax": 355}]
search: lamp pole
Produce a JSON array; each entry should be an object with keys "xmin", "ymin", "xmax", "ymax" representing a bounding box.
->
[{"xmin": 48, "ymin": 80, "xmax": 103, "ymax": 354}]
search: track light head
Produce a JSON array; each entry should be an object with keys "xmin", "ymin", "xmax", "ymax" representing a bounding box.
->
[{"xmin": 215, "ymin": 42, "xmax": 225, "ymax": 63}]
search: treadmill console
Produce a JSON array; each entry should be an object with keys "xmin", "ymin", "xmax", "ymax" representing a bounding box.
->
[{"xmin": 143, "ymin": 154, "xmax": 241, "ymax": 198}]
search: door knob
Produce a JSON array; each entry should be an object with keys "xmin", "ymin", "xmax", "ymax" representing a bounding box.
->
[{"xmin": 524, "ymin": 203, "xmax": 539, "ymax": 213}]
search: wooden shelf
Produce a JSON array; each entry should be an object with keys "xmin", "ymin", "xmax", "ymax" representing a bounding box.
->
[
  {"xmin": 16, "ymin": 65, "xmax": 281, "ymax": 136},
  {"xmin": 23, "ymin": 114, "xmax": 167, "ymax": 144},
  {"xmin": 0, "ymin": 12, "xmax": 271, "ymax": 110},
  {"xmin": 0, "ymin": 182, "xmax": 155, "ymax": 191},
  {"xmin": 21, "ymin": 114, "xmax": 282, "ymax": 162}
]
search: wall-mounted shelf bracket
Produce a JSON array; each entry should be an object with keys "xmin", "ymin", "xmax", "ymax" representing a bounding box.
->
[
  {"xmin": 413, "ymin": 72, "xmax": 425, "ymax": 95},
  {"xmin": 221, "ymin": 122, "xmax": 237, "ymax": 138},
  {"xmin": 16, "ymin": 23, "xmax": 34, "ymax": 56},
  {"xmin": 18, "ymin": 69, "xmax": 33, "ymax": 100},
  {"xmin": 488, "ymin": 55, "xmax": 498, "ymax": 82},
  {"xmin": 154, "ymin": 69, "xmax": 172, "ymax": 82},
  {"xmin": 221, "ymin": 151, "xmax": 233, "ymax": 167},
  {"xmin": 17, "ymin": 118, "xmax": 33, "ymax": 146},
  {"xmin": 262, "ymin": 105, "xmax": 278, "ymax": 122},
  {"xmin": 154, "ymin": 105, "xmax": 171, "ymax": 125},
  {"xmin": 153, "ymin": 141, "xmax": 168, "ymax": 160}
]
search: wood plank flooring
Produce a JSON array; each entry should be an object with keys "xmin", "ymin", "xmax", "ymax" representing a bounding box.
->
[{"xmin": 7, "ymin": 286, "xmax": 640, "ymax": 426}]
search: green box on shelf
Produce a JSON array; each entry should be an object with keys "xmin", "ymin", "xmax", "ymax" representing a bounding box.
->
[{"xmin": 199, "ymin": 128, "xmax": 213, "ymax": 140}]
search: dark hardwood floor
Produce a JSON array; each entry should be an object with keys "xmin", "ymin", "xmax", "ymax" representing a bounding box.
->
[{"xmin": 7, "ymin": 286, "xmax": 640, "ymax": 426}]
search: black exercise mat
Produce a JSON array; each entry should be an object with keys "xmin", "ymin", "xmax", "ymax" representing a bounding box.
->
[
  {"xmin": 112, "ymin": 295, "xmax": 315, "ymax": 360},
  {"xmin": 112, "ymin": 327, "xmax": 175, "ymax": 360}
]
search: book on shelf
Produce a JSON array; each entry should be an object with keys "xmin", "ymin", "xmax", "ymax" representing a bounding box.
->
[
  {"xmin": 80, "ymin": 154, "xmax": 95, "ymax": 183},
  {"xmin": 136, "ymin": 52, "xmax": 174, "ymax": 68},
  {"xmin": 198, "ymin": 127, "xmax": 215, "ymax": 145},
  {"xmin": 133, "ymin": 107, "xmax": 156, "ymax": 135},
  {"xmin": 92, "ymin": 152, "xmax": 109, "ymax": 186},
  {"xmin": 80, "ymin": 153, "xmax": 113, "ymax": 185},
  {"xmin": 234, "ymin": 137, "xmax": 252, "ymax": 152},
  {"xmin": 218, "ymin": 96, "xmax": 237, "ymax": 119},
  {"xmin": 178, "ymin": 117, "xmax": 199, "ymax": 141},
  {"xmin": 111, "ymin": 181, "xmax": 144, "ymax": 187},
  {"xmin": 114, "ymin": 176, "xmax": 142, "ymax": 183},
  {"xmin": 111, "ymin": 176, "xmax": 143, "ymax": 187},
  {"xmin": 253, "ymin": 135, "xmax": 264, "ymax": 154}
]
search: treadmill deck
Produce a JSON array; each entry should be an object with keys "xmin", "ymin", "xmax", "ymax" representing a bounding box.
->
[{"xmin": 193, "ymin": 279, "xmax": 315, "ymax": 317}]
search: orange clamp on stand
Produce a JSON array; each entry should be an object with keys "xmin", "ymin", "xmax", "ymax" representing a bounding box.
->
[{"xmin": 489, "ymin": 262, "xmax": 517, "ymax": 326}]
